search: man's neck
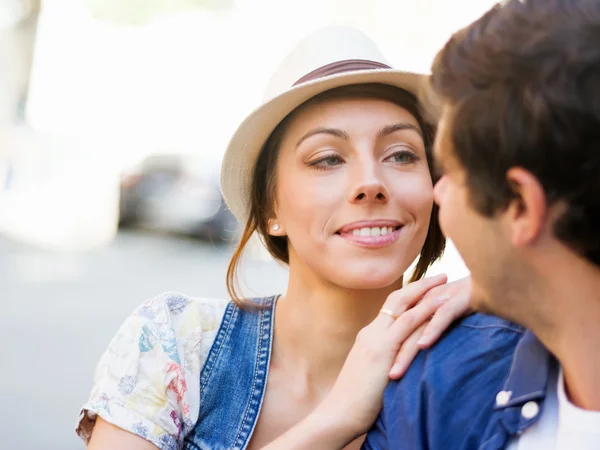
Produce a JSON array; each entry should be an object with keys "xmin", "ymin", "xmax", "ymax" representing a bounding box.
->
[{"xmin": 526, "ymin": 254, "xmax": 600, "ymax": 411}]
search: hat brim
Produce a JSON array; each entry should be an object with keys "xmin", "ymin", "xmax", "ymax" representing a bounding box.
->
[{"xmin": 221, "ymin": 69, "xmax": 434, "ymax": 223}]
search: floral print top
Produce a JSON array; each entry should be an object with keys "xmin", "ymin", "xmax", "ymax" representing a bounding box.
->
[{"xmin": 76, "ymin": 292, "xmax": 229, "ymax": 450}]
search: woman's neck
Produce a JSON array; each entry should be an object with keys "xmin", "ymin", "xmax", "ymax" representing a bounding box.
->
[{"xmin": 272, "ymin": 261, "xmax": 404, "ymax": 393}]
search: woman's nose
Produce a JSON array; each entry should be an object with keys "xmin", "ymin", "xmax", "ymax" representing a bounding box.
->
[{"xmin": 348, "ymin": 164, "xmax": 389, "ymax": 205}]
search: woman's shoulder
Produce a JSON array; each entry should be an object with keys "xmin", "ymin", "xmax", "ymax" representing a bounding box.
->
[
  {"xmin": 119, "ymin": 292, "xmax": 231, "ymax": 364},
  {"xmin": 134, "ymin": 291, "xmax": 230, "ymax": 332},
  {"xmin": 76, "ymin": 292, "xmax": 231, "ymax": 449}
]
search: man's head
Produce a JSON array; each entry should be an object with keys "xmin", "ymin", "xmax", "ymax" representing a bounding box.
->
[{"xmin": 430, "ymin": 0, "xmax": 600, "ymax": 320}]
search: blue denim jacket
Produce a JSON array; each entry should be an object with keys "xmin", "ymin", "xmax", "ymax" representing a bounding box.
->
[{"xmin": 363, "ymin": 314, "xmax": 554, "ymax": 450}]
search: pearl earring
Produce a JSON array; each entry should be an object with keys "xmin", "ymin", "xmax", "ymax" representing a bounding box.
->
[{"xmin": 273, "ymin": 224, "xmax": 280, "ymax": 231}]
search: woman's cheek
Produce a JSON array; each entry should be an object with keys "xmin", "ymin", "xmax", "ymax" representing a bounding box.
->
[{"xmin": 394, "ymin": 176, "xmax": 434, "ymax": 218}]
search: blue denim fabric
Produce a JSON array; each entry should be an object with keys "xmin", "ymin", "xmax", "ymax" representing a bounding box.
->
[
  {"xmin": 184, "ymin": 296, "xmax": 277, "ymax": 450},
  {"xmin": 363, "ymin": 314, "xmax": 554, "ymax": 450},
  {"xmin": 183, "ymin": 295, "xmax": 550, "ymax": 450}
]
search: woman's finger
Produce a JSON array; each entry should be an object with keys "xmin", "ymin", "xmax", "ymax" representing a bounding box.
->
[
  {"xmin": 388, "ymin": 322, "xmax": 428, "ymax": 379},
  {"xmin": 417, "ymin": 278, "xmax": 472, "ymax": 348},
  {"xmin": 385, "ymin": 290, "xmax": 445, "ymax": 345},
  {"xmin": 417, "ymin": 298, "xmax": 471, "ymax": 348},
  {"xmin": 372, "ymin": 274, "xmax": 448, "ymax": 328}
]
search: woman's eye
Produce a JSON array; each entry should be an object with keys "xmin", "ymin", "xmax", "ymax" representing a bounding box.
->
[
  {"xmin": 385, "ymin": 149, "xmax": 419, "ymax": 164},
  {"xmin": 308, "ymin": 154, "xmax": 344, "ymax": 170}
]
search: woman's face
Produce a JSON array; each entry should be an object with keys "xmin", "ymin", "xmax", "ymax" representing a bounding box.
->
[{"xmin": 272, "ymin": 96, "xmax": 434, "ymax": 290}]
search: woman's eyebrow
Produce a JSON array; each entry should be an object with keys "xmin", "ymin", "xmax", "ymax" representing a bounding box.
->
[
  {"xmin": 295, "ymin": 123, "xmax": 422, "ymax": 149},
  {"xmin": 377, "ymin": 123, "xmax": 423, "ymax": 139},
  {"xmin": 296, "ymin": 128, "xmax": 349, "ymax": 149}
]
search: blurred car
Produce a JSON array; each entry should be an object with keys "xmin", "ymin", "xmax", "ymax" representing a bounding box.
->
[{"xmin": 118, "ymin": 153, "xmax": 240, "ymax": 243}]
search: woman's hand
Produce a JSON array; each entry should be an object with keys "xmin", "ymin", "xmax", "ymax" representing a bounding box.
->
[
  {"xmin": 312, "ymin": 274, "xmax": 451, "ymax": 441},
  {"xmin": 262, "ymin": 275, "xmax": 473, "ymax": 449},
  {"xmin": 388, "ymin": 276, "xmax": 472, "ymax": 379}
]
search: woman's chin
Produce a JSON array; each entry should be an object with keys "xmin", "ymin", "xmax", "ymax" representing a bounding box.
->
[{"xmin": 332, "ymin": 272, "xmax": 403, "ymax": 291}]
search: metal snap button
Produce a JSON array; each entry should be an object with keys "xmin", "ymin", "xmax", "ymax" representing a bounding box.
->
[
  {"xmin": 521, "ymin": 401, "xmax": 540, "ymax": 419},
  {"xmin": 496, "ymin": 390, "xmax": 512, "ymax": 407}
]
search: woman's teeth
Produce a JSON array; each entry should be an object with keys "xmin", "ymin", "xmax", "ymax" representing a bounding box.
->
[{"xmin": 351, "ymin": 227, "xmax": 395, "ymax": 237}]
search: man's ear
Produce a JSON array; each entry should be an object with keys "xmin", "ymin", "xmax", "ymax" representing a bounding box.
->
[{"xmin": 504, "ymin": 167, "xmax": 548, "ymax": 247}]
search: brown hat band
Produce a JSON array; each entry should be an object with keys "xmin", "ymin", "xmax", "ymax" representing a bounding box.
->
[{"xmin": 293, "ymin": 59, "xmax": 391, "ymax": 86}]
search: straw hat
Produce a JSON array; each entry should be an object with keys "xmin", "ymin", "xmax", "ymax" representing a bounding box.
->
[{"xmin": 221, "ymin": 26, "xmax": 432, "ymax": 223}]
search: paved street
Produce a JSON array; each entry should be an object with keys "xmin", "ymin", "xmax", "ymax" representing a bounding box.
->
[{"xmin": 0, "ymin": 231, "xmax": 288, "ymax": 450}]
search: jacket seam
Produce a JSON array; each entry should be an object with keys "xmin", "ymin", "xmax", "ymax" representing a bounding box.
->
[
  {"xmin": 458, "ymin": 323, "xmax": 524, "ymax": 334},
  {"xmin": 243, "ymin": 296, "xmax": 277, "ymax": 449},
  {"xmin": 200, "ymin": 302, "xmax": 237, "ymax": 396},
  {"xmin": 234, "ymin": 297, "xmax": 272, "ymax": 449}
]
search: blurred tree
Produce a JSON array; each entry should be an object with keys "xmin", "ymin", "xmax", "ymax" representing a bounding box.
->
[{"xmin": 85, "ymin": 0, "xmax": 234, "ymax": 24}]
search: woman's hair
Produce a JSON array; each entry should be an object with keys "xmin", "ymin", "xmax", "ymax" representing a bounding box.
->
[{"xmin": 227, "ymin": 83, "xmax": 446, "ymax": 307}]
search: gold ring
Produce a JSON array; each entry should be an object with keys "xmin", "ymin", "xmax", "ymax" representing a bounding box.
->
[{"xmin": 380, "ymin": 308, "xmax": 399, "ymax": 320}]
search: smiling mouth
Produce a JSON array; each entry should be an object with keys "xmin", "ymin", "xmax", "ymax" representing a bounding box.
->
[
  {"xmin": 335, "ymin": 225, "xmax": 403, "ymax": 237},
  {"xmin": 334, "ymin": 224, "xmax": 404, "ymax": 248}
]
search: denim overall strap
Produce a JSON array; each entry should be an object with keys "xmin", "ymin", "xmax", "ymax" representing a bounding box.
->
[{"xmin": 184, "ymin": 296, "xmax": 277, "ymax": 450}]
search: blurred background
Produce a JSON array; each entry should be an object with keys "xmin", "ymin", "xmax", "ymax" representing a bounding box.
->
[{"xmin": 1, "ymin": 1, "xmax": 496, "ymax": 448}]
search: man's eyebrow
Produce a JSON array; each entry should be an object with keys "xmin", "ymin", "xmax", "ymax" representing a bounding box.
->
[
  {"xmin": 377, "ymin": 123, "xmax": 423, "ymax": 139},
  {"xmin": 296, "ymin": 128, "xmax": 349, "ymax": 149}
]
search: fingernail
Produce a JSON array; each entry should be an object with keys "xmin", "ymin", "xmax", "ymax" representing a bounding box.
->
[
  {"xmin": 390, "ymin": 364, "xmax": 404, "ymax": 377},
  {"xmin": 437, "ymin": 294, "xmax": 450, "ymax": 304},
  {"xmin": 417, "ymin": 336, "xmax": 430, "ymax": 347}
]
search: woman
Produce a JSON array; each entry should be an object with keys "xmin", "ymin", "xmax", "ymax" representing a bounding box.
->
[{"xmin": 77, "ymin": 27, "xmax": 470, "ymax": 450}]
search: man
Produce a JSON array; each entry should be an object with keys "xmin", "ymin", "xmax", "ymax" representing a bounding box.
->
[{"xmin": 364, "ymin": 0, "xmax": 600, "ymax": 448}]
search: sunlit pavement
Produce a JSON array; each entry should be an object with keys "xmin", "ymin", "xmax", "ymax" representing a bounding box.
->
[{"xmin": 0, "ymin": 230, "xmax": 288, "ymax": 450}]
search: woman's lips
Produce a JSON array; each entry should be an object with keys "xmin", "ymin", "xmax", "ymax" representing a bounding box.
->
[{"xmin": 337, "ymin": 225, "xmax": 403, "ymax": 248}]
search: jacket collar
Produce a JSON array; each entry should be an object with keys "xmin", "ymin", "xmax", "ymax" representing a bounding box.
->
[{"xmin": 494, "ymin": 330, "xmax": 557, "ymax": 434}]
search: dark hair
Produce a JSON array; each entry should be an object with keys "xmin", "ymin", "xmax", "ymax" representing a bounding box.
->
[
  {"xmin": 430, "ymin": 0, "xmax": 600, "ymax": 267},
  {"xmin": 227, "ymin": 83, "xmax": 446, "ymax": 307}
]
